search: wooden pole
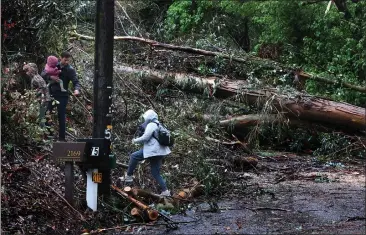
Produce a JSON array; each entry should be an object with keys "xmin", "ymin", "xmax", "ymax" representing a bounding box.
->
[
  {"xmin": 93, "ymin": 0, "xmax": 115, "ymax": 198},
  {"xmin": 64, "ymin": 161, "xmax": 74, "ymax": 205}
]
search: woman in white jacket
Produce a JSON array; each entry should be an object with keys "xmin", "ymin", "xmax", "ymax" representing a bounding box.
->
[{"xmin": 122, "ymin": 109, "xmax": 171, "ymax": 196}]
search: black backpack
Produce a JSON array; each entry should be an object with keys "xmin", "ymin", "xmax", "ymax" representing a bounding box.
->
[{"xmin": 152, "ymin": 122, "xmax": 174, "ymax": 147}]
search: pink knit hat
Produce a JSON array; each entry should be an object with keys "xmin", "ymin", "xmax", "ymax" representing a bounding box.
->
[{"xmin": 47, "ymin": 56, "xmax": 59, "ymax": 68}]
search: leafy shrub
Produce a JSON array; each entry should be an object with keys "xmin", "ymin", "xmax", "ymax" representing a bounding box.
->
[
  {"xmin": 1, "ymin": 72, "xmax": 48, "ymax": 146},
  {"xmin": 313, "ymin": 133, "xmax": 365, "ymax": 159}
]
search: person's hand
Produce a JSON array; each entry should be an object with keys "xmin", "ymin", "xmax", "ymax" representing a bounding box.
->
[
  {"xmin": 50, "ymin": 76, "xmax": 59, "ymax": 82},
  {"xmin": 73, "ymin": 90, "xmax": 80, "ymax": 96}
]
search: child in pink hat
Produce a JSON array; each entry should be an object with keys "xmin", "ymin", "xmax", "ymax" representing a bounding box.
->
[{"xmin": 45, "ymin": 56, "xmax": 67, "ymax": 92}]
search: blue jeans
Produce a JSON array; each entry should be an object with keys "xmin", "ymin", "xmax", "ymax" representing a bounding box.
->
[
  {"xmin": 127, "ymin": 149, "xmax": 167, "ymax": 191},
  {"xmin": 46, "ymin": 96, "xmax": 68, "ymax": 140}
]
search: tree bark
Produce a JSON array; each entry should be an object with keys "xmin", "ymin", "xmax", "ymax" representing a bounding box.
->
[
  {"xmin": 208, "ymin": 114, "xmax": 333, "ymax": 133},
  {"xmin": 205, "ymin": 114, "xmax": 304, "ymax": 128},
  {"xmin": 116, "ymin": 65, "xmax": 366, "ymax": 131},
  {"xmin": 123, "ymin": 186, "xmax": 163, "ymax": 203},
  {"xmin": 174, "ymin": 184, "xmax": 205, "ymax": 200}
]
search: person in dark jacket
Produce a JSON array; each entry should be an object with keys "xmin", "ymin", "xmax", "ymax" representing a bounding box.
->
[{"xmin": 41, "ymin": 51, "xmax": 81, "ymax": 141}]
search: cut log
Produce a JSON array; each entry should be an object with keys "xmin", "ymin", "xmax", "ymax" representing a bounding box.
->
[
  {"xmin": 173, "ymin": 184, "xmax": 205, "ymax": 200},
  {"xmin": 111, "ymin": 185, "xmax": 159, "ymax": 221},
  {"xmin": 124, "ymin": 187, "xmax": 163, "ymax": 203},
  {"xmin": 115, "ymin": 65, "xmax": 366, "ymax": 131},
  {"xmin": 131, "ymin": 207, "xmax": 143, "ymax": 217},
  {"xmin": 123, "ymin": 186, "xmax": 133, "ymax": 196},
  {"xmin": 178, "ymin": 191, "xmax": 188, "ymax": 199}
]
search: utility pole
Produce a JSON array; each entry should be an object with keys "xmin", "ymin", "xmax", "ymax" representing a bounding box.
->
[
  {"xmin": 52, "ymin": 0, "xmax": 115, "ymax": 211},
  {"xmin": 93, "ymin": 0, "xmax": 115, "ymax": 198}
]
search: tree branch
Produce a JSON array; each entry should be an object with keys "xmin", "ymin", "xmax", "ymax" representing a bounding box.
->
[{"xmin": 70, "ymin": 31, "xmax": 366, "ymax": 94}]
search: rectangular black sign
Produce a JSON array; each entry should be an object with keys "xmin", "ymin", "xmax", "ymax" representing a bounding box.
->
[{"xmin": 53, "ymin": 142, "xmax": 87, "ymax": 162}]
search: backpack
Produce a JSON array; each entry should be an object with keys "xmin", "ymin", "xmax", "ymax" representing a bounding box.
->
[{"xmin": 152, "ymin": 121, "xmax": 174, "ymax": 147}]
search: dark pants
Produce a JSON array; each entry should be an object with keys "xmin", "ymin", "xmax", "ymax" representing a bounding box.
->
[
  {"xmin": 39, "ymin": 101, "xmax": 48, "ymax": 128},
  {"xmin": 47, "ymin": 96, "xmax": 68, "ymax": 140},
  {"xmin": 127, "ymin": 149, "xmax": 167, "ymax": 191}
]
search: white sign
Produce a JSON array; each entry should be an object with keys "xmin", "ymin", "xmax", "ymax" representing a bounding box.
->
[
  {"xmin": 86, "ymin": 169, "xmax": 98, "ymax": 211},
  {"xmin": 91, "ymin": 147, "xmax": 100, "ymax": 156},
  {"xmin": 105, "ymin": 129, "xmax": 111, "ymax": 139}
]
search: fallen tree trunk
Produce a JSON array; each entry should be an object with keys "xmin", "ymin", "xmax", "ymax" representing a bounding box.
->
[
  {"xmin": 115, "ymin": 65, "xmax": 366, "ymax": 131},
  {"xmin": 72, "ymin": 32, "xmax": 366, "ymax": 94},
  {"xmin": 204, "ymin": 114, "xmax": 305, "ymax": 128},
  {"xmin": 71, "ymin": 31, "xmax": 249, "ymax": 63},
  {"xmin": 208, "ymin": 114, "xmax": 331, "ymax": 132}
]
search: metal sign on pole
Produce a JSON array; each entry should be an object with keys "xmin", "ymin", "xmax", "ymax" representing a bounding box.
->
[
  {"xmin": 86, "ymin": 168, "xmax": 99, "ymax": 211},
  {"xmin": 87, "ymin": 0, "xmax": 115, "ymax": 210},
  {"xmin": 53, "ymin": 142, "xmax": 87, "ymax": 206}
]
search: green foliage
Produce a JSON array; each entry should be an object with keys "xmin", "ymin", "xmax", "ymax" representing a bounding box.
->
[
  {"xmin": 1, "ymin": 75, "xmax": 48, "ymax": 146},
  {"xmin": 162, "ymin": 1, "xmax": 250, "ymax": 51},
  {"xmin": 161, "ymin": 0, "xmax": 366, "ymax": 105},
  {"xmin": 164, "ymin": 1, "xmax": 210, "ymax": 37},
  {"xmin": 193, "ymin": 155, "xmax": 222, "ymax": 195},
  {"xmin": 313, "ymin": 132, "xmax": 365, "ymax": 159},
  {"xmin": 253, "ymin": 124, "xmax": 319, "ymax": 152},
  {"xmin": 246, "ymin": 1, "xmax": 366, "ymax": 104},
  {"xmin": 253, "ymin": 124, "xmax": 365, "ymax": 160},
  {"xmin": 300, "ymin": 2, "xmax": 366, "ymax": 105}
]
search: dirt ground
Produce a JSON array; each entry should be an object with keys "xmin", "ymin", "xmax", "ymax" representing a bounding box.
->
[{"xmin": 112, "ymin": 154, "xmax": 365, "ymax": 235}]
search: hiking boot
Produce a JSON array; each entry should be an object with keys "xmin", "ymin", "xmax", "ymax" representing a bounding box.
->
[{"xmin": 160, "ymin": 190, "xmax": 171, "ymax": 197}]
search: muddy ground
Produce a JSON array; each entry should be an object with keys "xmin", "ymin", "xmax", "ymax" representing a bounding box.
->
[{"xmin": 112, "ymin": 153, "xmax": 365, "ymax": 235}]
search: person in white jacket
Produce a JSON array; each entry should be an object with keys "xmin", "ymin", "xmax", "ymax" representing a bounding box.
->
[{"xmin": 121, "ymin": 109, "xmax": 171, "ymax": 196}]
